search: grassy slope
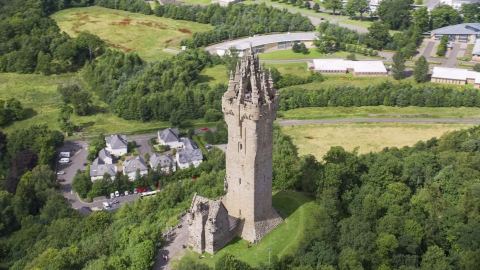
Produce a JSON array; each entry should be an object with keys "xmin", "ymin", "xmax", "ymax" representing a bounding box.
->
[
  {"xmin": 280, "ymin": 106, "xmax": 480, "ymax": 120},
  {"xmin": 51, "ymin": 6, "xmax": 213, "ymax": 61},
  {"xmin": 281, "ymin": 123, "xmax": 475, "ymax": 160},
  {"xmin": 259, "ymin": 50, "xmax": 382, "ymax": 60},
  {"xmin": 172, "ymin": 191, "xmax": 315, "ymax": 268}
]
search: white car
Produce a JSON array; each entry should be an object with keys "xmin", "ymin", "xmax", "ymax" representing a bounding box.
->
[
  {"xmin": 57, "ymin": 171, "xmax": 65, "ymax": 175},
  {"xmin": 115, "ymin": 191, "xmax": 120, "ymax": 197},
  {"xmin": 110, "ymin": 192, "xmax": 115, "ymax": 199}
]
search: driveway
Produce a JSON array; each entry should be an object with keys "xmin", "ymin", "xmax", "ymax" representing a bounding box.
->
[
  {"xmin": 422, "ymin": 41, "xmax": 436, "ymax": 59},
  {"xmin": 445, "ymin": 43, "xmax": 461, "ymax": 68},
  {"xmin": 153, "ymin": 216, "xmax": 189, "ymax": 270}
]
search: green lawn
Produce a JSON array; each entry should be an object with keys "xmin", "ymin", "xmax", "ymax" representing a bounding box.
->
[
  {"xmin": 266, "ymin": 62, "xmax": 309, "ymax": 78},
  {"xmin": 198, "ymin": 65, "xmax": 229, "ymax": 86},
  {"xmin": 51, "ymin": 6, "xmax": 213, "ymax": 61},
  {"xmin": 280, "ymin": 106, "xmax": 480, "ymax": 120},
  {"xmin": 171, "ymin": 191, "xmax": 315, "ymax": 268},
  {"xmin": 259, "ymin": 49, "xmax": 381, "ymax": 60}
]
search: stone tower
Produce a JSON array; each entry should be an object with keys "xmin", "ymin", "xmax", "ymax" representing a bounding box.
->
[{"xmin": 221, "ymin": 47, "xmax": 283, "ymax": 243}]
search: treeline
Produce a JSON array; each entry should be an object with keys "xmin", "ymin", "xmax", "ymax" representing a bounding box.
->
[
  {"xmin": 0, "ymin": 98, "xmax": 23, "ymax": 126},
  {"xmin": 0, "ymin": 0, "xmax": 107, "ymax": 74},
  {"xmin": 278, "ymin": 81, "xmax": 480, "ymax": 111},
  {"xmin": 0, "ymin": 146, "xmax": 226, "ymax": 269},
  {"xmin": 83, "ymin": 49, "xmax": 226, "ymax": 124},
  {"xmin": 95, "ymin": 0, "xmax": 314, "ymax": 48},
  {"xmin": 186, "ymin": 125, "xmax": 480, "ymax": 270}
]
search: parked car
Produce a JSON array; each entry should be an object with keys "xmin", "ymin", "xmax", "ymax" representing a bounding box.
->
[
  {"xmin": 124, "ymin": 191, "xmax": 129, "ymax": 196},
  {"xmin": 201, "ymin": 127, "xmax": 209, "ymax": 131},
  {"xmin": 103, "ymin": 201, "xmax": 110, "ymax": 209},
  {"xmin": 142, "ymin": 187, "xmax": 147, "ymax": 193},
  {"xmin": 205, "ymin": 144, "xmax": 212, "ymax": 150},
  {"xmin": 134, "ymin": 189, "xmax": 138, "ymax": 194},
  {"xmin": 57, "ymin": 171, "xmax": 65, "ymax": 175},
  {"xmin": 115, "ymin": 191, "xmax": 120, "ymax": 197},
  {"xmin": 106, "ymin": 194, "xmax": 111, "ymax": 200},
  {"xmin": 137, "ymin": 187, "xmax": 143, "ymax": 193},
  {"xmin": 147, "ymin": 187, "xmax": 152, "ymax": 192},
  {"xmin": 59, "ymin": 158, "xmax": 69, "ymax": 163},
  {"xmin": 110, "ymin": 192, "xmax": 115, "ymax": 199},
  {"xmin": 83, "ymin": 163, "xmax": 88, "ymax": 166},
  {"xmin": 128, "ymin": 190, "xmax": 134, "ymax": 195},
  {"xmin": 56, "ymin": 179, "xmax": 66, "ymax": 182}
]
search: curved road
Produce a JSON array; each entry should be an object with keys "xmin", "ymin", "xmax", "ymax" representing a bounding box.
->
[{"xmin": 278, "ymin": 118, "xmax": 480, "ymax": 126}]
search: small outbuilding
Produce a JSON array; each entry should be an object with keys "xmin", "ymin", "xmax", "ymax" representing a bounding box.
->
[{"xmin": 312, "ymin": 59, "xmax": 387, "ymax": 76}]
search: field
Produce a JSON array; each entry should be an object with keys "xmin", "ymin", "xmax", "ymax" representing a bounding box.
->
[
  {"xmin": 51, "ymin": 6, "xmax": 213, "ymax": 61},
  {"xmin": 281, "ymin": 123, "xmax": 475, "ymax": 160},
  {"xmin": 171, "ymin": 191, "xmax": 316, "ymax": 268},
  {"xmin": 0, "ymin": 73, "xmax": 217, "ymax": 136},
  {"xmin": 280, "ymin": 106, "xmax": 480, "ymax": 120},
  {"xmin": 259, "ymin": 50, "xmax": 381, "ymax": 60}
]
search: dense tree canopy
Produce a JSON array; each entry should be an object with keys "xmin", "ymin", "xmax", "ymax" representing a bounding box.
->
[{"xmin": 377, "ymin": 0, "xmax": 413, "ymax": 30}]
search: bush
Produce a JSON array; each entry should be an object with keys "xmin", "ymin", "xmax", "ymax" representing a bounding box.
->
[
  {"xmin": 474, "ymin": 63, "xmax": 480, "ymax": 72},
  {"xmin": 86, "ymin": 197, "xmax": 93, "ymax": 203},
  {"xmin": 204, "ymin": 109, "xmax": 223, "ymax": 122},
  {"xmin": 347, "ymin": 52, "xmax": 357, "ymax": 61},
  {"xmin": 292, "ymin": 43, "xmax": 301, "ymax": 53}
]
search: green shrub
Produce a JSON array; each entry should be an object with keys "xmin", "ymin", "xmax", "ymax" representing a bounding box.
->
[{"xmin": 86, "ymin": 197, "xmax": 93, "ymax": 203}]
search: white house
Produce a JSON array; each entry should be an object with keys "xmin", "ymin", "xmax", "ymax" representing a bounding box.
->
[
  {"xmin": 149, "ymin": 153, "xmax": 176, "ymax": 173},
  {"xmin": 105, "ymin": 134, "xmax": 128, "ymax": 156},
  {"xmin": 122, "ymin": 156, "xmax": 149, "ymax": 180},
  {"xmin": 98, "ymin": 148, "xmax": 113, "ymax": 164},
  {"xmin": 90, "ymin": 156, "xmax": 117, "ymax": 182},
  {"xmin": 158, "ymin": 128, "xmax": 184, "ymax": 149},
  {"xmin": 176, "ymin": 138, "xmax": 203, "ymax": 169}
]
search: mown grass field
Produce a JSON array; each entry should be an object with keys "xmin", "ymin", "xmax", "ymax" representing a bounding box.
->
[
  {"xmin": 259, "ymin": 49, "xmax": 381, "ymax": 60},
  {"xmin": 280, "ymin": 106, "xmax": 480, "ymax": 120},
  {"xmin": 171, "ymin": 191, "xmax": 316, "ymax": 268},
  {"xmin": 281, "ymin": 123, "xmax": 475, "ymax": 160},
  {"xmin": 0, "ymin": 73, "xmax": 218, "ymax": 136},
  {"xmin": 51, "ymin": 6, "xmax": 213, "ymax": 61}
]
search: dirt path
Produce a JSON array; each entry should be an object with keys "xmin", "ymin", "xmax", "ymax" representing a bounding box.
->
[{"xmin": 152, "ymin": 217, "xmax": 189, "ymax": 270}]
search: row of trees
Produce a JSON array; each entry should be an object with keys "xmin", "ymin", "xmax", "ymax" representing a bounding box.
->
[{"xmin": 279, "ymin": 81, "xmax": 480, "ymax": 110}]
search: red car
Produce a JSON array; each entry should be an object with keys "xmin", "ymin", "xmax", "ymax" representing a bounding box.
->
[
  {"xmin": 143, "ymin": 187, "xmax": 147, "ymax": 193},
  {"xmin": 201, "ymin": 127, "xmax": 209, "ymax": 131},
  {"xmin": 137, "ymin": 187, "xmax": 143, "ymax": 193}
]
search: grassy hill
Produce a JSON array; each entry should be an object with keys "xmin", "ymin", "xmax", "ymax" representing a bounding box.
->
[{"xmin": 51, "ymin": 6, "xmax": 213, "ymax": 61}]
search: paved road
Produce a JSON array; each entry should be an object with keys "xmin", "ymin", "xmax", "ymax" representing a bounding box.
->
[
  {"xmin": 422, "ymin": 41, "xmax": 436, "ymax": 59},
  {"xmin": 277, "ymin": 118, "xmax": 480, "ymax": 126},
  {"xmin": 153, "ymin": 217, "xmax": 189, "ymax": 270},
  {"xmin": 445, "ymin": 43, "xmax": 461, "ymax": 68}
]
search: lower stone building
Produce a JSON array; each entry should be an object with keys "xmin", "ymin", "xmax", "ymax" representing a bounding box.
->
[
  {"xmin": 311, "ymin": 59, "xmax": 387, "ymax": 76},
  {"xmin": 431, "ymin": 67, "xmax": 480, "ymax": 88},
  {"xmin": 187, "ymin": 193, "xmax": 238, "ymax": 254}
]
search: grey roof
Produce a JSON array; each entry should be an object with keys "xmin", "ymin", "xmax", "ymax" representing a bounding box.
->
[
  {"xmin": 123, "ymin": 156, "xmax": 148, "ymax": 173},
  {"xmin": 105, "ymin": 134, "xmax": 128, "ymax": 150},
  {"xmin": 158, "ymin": 128, "xmax": 179, "ymax": 143},
  {"xmin": 177, "ymin": 138, "xmax": 203, "ymax": 164},
  {"xmin": 150, "ymin": 153, "xmax": 174, "ymax": 169},
  {"xmin": 473, "ymin": 39, "xmax": 480, "ymax": 56},
  {"xmin": 216, "ymin": 32, "xmax": 318, "ymax": 51},
  {"xmin": 427, "ymin": 23, "xmax": 480, "ymax": 35},
  {"xmin": 98, "ymin": 148, "xmax": 112, "ymax": 161},
  {"xmin": 90, "ymin": 158, "xmax": 117, "ymax": 177}
]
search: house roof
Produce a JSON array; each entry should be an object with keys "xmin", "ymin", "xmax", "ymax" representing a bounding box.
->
[
  {"xmin": 216, "ymin": 32, "xmax": 318, "ymax": 51},
  {"xmin": 123, "ymin": 156, "xmax": 148, "ymax": 173},
  {"xmin": 313, "ymin": 59, "xmax": 387, "ymax": 73},
  {"xmin": 90, "ymin": 159, "xmax": 117, "ymax": 177},
  {"xmin": 158, "ymin": 128, "xmax": 179, "ymax": 143},
  {"xmin": 177, "ymin": 138, "xmax": 203, "ymax": 164},
  {"xmin": 150, "ymin": 153, "xmax": 174, "ymax": 169},
  {"xmin": 432, "ymin": 67, "xmax": 468, "ymax": 80},
  {"xmin": 106, "ymin": 134, "xmax": 128, "ymax": 150},
  {"xmin": 426, "ymin": 23, "xmax": 480, "ymax": 35},
  {"xmin": 473, "ymin": 39, "xmax": 480, "ymax": 56},
  {"xmin": 98, "ymin": 148, "xmax": 112, "ymax": 161}
]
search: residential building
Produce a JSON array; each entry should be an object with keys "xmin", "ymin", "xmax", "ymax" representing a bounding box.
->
[
  {"xmin": 425, "ymin": 23, "xmax": 480, "ymax": 43},
  {"xmin": 176, "ymin": 138, "xmax": 203, "ymax": 169},
  {"xmin": 122, "ymin": 156, "xmax": 149, "ymax": 180},
  {"xmin": 98, "ymin": 148, "xmax": 113, "ymax": 164},
  {"xmin": 311, "ymin": 59, "xmax": 387, "ymax": 76},
  {"xmin": 215, "ymin": 32, "xmax": 317, "ymax": 57},
  {"xmin": 150, "ymin": 153, "xmax": 176, "ymax": 173},
  {"xmin": 431, "ymin": 66, "xmax": 480, "ymax": 88},
  {"xmin": 90, "ymin": 156, "xmax": 117, "ymax": 181},
  {"xmin": 158, "ymin": 128, "xmax": 184, "ymax": 149},
  {"xmin": 105, "ymin": 134, "xmax": 128, "ymax": 156}
]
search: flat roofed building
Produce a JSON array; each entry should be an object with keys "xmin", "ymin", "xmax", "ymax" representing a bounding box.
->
[
  {"xmin": 472, "ymin": 39, "xmax": 480, "ymax": 62},
  {"xmin": 215, "ymin": 32, "xmax": 317, "ymax": 57},
  {"xmin": 211, "ymin": 0, "xmax": 241, "ymax": 6},
  {"xmin": 431, "ymin": 67, "xmax": 480, "ymax": 88},
  {"xmin": 425, "ymin": 23, "xmax": 480, "ymax": 43},
  {"xmin": 312, "ymin": 59, "xmax": 387, "ymax": 76}
]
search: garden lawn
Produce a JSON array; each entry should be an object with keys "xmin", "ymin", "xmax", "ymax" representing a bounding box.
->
[
  {"xmin": 198, "ymin": 65, "xmax": 229, "ymax": 86},
  {"xmin": 280, "ymin": 106, "xmax": 480, "ymax": 120},
  {"xmin": 265, "ymin": 62, "xmax": 309, "ymax": 78},
  {"xmin": 281, "ymin": 123, "xmax": 475, "ymax": 160},
  {"xmin": 172, "ymin": 191, "xmax": 315, "ymax": 268},
  {"xmin": 51, "ymin": 6, "xmax": 213, "ymax": 61}
]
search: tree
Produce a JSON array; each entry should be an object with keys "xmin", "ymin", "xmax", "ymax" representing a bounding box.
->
[
  {"xmin": 392, "ymin": 48, "xmax": 405, "ymax": 80},
  {"xmin": 365, "ymin": 22, "xmax": 390, "ymax": 50},
  {"xmin": 413, "ymin": 7, "xmax": 430, "ymax": 32},
  {"xmin": 413, "ymin": 56, "xmax": 429, "ymax": 83},
  {"xmin": 461, "ymin": 3, "xmax": 480, "ymax": 23},
  {"xmin": 345, "ymin": 0, "xmax": 370, "ymax": 21},
  {"xmin": 58, "ymin": 104, "xmax": 74, "ymax": 136},
  {"xmin": 473, "ymin": 63, "xmax": 480, "ymax": 72},
  {"xmin": 215, "ymin": 254, "xmax": 253, "ymax": 270},
  {"xmin": 188, "ymin": 128, "xmax": 195, "ymax": 139},
  {"xmin": 313, "ymin": 3, "xmax": 320, "ymax": 12},
  {"xmin": 304, "ymin": 0, "xmax": 311, "ymax": 9},
  {"xmin": 144, "ymin": 152, "xmax": 150, "ymax": 163},
  {"xmin": 223, "ymin": 47, "xmax": 240, "ymax": 75},
  {"xmin": 346, "ymin": 52, "xmax": 356, "ymax": 61},
  {"xmin": 314, "ymin": 33, "xmax": 337, "ymax": 54},
  {"xmin": 324, "ymin": 0, "xmax": 343, "ymax": 15},
  {"xmin": 377, "ymin": 0, "xmax": 413, "ymax": 30},
  {"xmin": 436, "ymin": 35, "xmax": 448, "ymax": 57},
  {"xmin": 76, "ymin": 31, "xmax": 104, "ymax": 62},
  {"xmin": 431, "ymin": 4, "xmax": 461, "ymax": 30},
  {"xmin": 292, "ymin": 42, "xmax": 301, "ymax": 53},
  {"xmin": 421, "ymin": 245, "xmax": 452, "ymax": 270},
  {"xmin": 299, "ymin": 42, "xmax": 310, "ymax": 54}
]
